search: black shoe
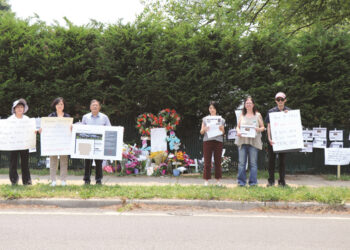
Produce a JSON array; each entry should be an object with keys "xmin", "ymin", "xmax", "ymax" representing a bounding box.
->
[
  {"xmin": 278, "ymin": 180, "xmax": 287, "ymax": 187},
  {"xmin": 96, "ymin": 181, "xmax": 102, "ymax": 185},
  {"xmin": 267, "ymin": 182, "xmax": 274, "ymax": 187},
  {"xmin": 11, "ymin": 182, "xmax": 18, "ymax": 186},
  {"xmin": 84, "ymin": 181, "xmax": 90, "ymax": 185},
  {"xmin": 23, "ymin": 181, "xmax": 32, "ymax": 186}
]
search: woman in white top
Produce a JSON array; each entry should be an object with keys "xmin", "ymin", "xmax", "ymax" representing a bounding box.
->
[
  {"xmin": 8, "ymin": 99, "xmax": 32, "ymax": 185},
  {"xmin": 235, "ymin": 96, "xmax": 265, "ymax": 186}
]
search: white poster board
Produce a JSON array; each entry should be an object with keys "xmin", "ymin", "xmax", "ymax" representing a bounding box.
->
[
  {"xmin": 324, "ymin": 148, "xmax": 350, "ymax": 165},
  {"xmin": 270, "ymin": 110, "xmax": 303, "ymax": 152},
  {"xmin": 205, "ymin": 116, "xmax": 224, "ymax": 138},
  {"xmin": 71, "ymin": 124, "xmax": 124, "ymax": 160},
  {"xmin": 40, "ymin": 117, "xmax": 73, "ymax": 156},
  {"xmin": 330, "ymin": 142, "xmax": 343, "ymax": 148},
  {"xmin": 312, "ymin": 127, "xmax": 327, "ymax": 138},
  {"xmin": 151, "ymin": 128, "xmax": 167, "ymax": 152},
  {"xmin": 227, "ymin": 128, "xmax": 237, "ymax": 140},
  {"xmin": 329, "ymin": 130, "xmax": 343, "ymax": 141},
  {"xmin": 240, "ymin": 125, "xmax": 256, "ymax": 138},
  {"xmin": 0, "ymin": 118, "xmax": 36, "ymax": 151}
]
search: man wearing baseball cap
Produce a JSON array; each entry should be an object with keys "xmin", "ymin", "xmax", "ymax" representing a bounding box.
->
[{"xmin": 265, "ymin": 92, "xmax": 291, "ymax": 187}]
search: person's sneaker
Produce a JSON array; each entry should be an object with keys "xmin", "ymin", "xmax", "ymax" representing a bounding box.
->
[
  {"xmin": 84, "ymin": 181, "xmax": 90, "ymax": 185},
  {"xmin": 204, "ymin": 180, "xmax": 209, "ymax": 186},
  {"xmin": 266, "ymin": 182, "xmax": 274, "ymax": 187},
  {"xmin": 96, "ymin": 181, "xmax": 102, "ymax": 185},
  {"xmin": 50, "ymin": 181, "xmax": 56, "ymax": 187},
  {"xmin": 61, "ymin": 181, "xmax": 66, "ymax": 186},
  {"xmin": 216, "ymin": 181, "xmax": 223, "ymax": 187},
  {"xmin": 278, "ymin": 181, "xmax": 287, "ymax": 187},
  {"xmin": 11, "ymin": 182, "xmax": 18, "ymax": 186}
]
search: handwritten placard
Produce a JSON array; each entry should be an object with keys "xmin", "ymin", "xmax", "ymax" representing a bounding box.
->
[
  {"xmin": 324, "ymin": 148, "xmax": 350, "ymax": 165},
  {"xmin": 0, "ymin": 118, "xmax": 36, "ymax": 150},
  {"xmin": 151, "ymin": 128, "xmax": 167, "ymax": 152},
  {"xmin": 227, "ymin": 128, "xmax": 237, "ymax": 140},
  {"xmin": 270, "ymin": 110, "xmax": 303, "ymax": 152},
  {"xmin": 40, "ymin": 117, "xmax": 73, "ymax": 156}
]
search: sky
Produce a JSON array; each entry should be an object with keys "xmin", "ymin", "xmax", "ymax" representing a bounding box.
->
[{"xmin": 9, "ymin": 0, "xmax": 145, "ymax": 26}]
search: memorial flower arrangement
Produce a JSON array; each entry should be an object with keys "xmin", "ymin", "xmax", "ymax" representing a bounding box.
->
[
  {"xmin": 158, "ymin": 109, "xmax": 180, "ymax": 131},
  {"xmin": 221, "ymin": 156, "xmax": 231, "ymax": 171},
  {"xmin": 122, "ymin": 144, "xmax": 142, "ymax": 174},
  {"xmin": 153, "ymin": 162, "xmax": 168, "ymax": 176},
  {"xmin": 136, "ymin": 113, "xmax": 157, "ymax": 136},
  {"xmin": 167, "ymin": 151, "xmax": 194, "ymax": 167}
]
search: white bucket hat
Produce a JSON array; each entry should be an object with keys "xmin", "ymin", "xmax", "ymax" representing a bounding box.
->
[{"xmin": 12, "ymin": 98, "xmax": 29, "ymax": 114}]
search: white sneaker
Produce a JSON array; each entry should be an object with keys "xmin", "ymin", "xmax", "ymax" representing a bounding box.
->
[
  {"xmin": 50, "ymin": 181, "xmax": 56, "ymax": 187},
  {"xmin": 61, "ymin": 181, "xmax": 66, "ymax": 186},
  {"xmin": 204, "ymin": 180, "xmax": 209, "ymax": 186}
]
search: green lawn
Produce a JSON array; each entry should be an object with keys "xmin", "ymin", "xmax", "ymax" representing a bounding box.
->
[{"xmin": 1, "ymin": 184, "xmax": 349, "ymax": 205}]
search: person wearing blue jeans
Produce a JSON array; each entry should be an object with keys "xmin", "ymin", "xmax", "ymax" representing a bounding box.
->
[
  {"xmin": 237, "ymin": 144, "xmax": 259, "ymax": 186},
  {"xmin": 235, "ymin": 96, "xmax": 265, "ymax": 186}
]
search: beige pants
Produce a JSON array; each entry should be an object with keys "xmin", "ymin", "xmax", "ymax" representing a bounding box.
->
[{"xmin": 50, "ymin": 155, "xmax": 68, "ymax": 181}]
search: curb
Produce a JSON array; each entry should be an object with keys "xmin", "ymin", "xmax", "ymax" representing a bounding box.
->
[{"xmin": 1, "ymin": 198, "xmax": 349, "ymax": 210}]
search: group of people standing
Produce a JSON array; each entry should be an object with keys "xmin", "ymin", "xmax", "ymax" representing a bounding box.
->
[
  {"xmin": 7, "ymin": 91, "xmax": 289, "ymax": 187},
  {"xmin": 201, "ymin": 92, "xmax": 290, "ymax": 187},
  {"xmin": 7, "ymin": 98, "xmax": 110, "ymax": 186}
]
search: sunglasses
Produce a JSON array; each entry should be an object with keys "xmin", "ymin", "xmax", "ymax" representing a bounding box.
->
[{"xmin": 275, "ymin": 98, "xmax": 285, "ymax": 102}]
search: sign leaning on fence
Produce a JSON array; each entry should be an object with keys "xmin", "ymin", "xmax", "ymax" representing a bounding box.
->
[
  {"xmin": 269, "ymin": 110, "xmax": 304, "ymax": 152},
  {"xmin": 151, "ymin": 128, "xmax": 167, "ymax": 152},
  {"xmin": 40, "ymin": 117, "xmax": 73, "ymax": 156},
  {"xmin": 0, "ymin": 118, "xmax": 36, "ymax": 151},
  {"xmin": 70, "ymin": 124, "xmax": 124, "ymax": 161},
  {"xmin": 324, "ymin": 148, "xmax": 350, "ymax": 165}
]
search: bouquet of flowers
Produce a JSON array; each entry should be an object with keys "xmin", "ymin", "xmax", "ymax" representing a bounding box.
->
[
  {"xmin": 221, "ymin": 156, "xmax": 231, "ymax": 172},
  {"xmin": 122, "ymin": 144, "xmax": 142, "ymax": 174},
  {"xmin": 158, "ymin": 109, "xmax": 181, "ymax": 131}
]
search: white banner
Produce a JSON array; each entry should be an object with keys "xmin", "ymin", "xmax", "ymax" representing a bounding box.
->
[
  {"xmin": 40, "ymin": 117, "xmax": 73, "ymax": 156},
  {"xmin": 270, "ymin": 110, "xmax": 303, "ymax": 152},
  {"xmin": 0, "ymin": 118, "xmax": 36, "ymax": 150},
  {"xmin": 151, "ymin": 128, "xmax": 167, "ymax": 152},
  {"xmin": 325, "ymin": 148, "xmax": 350, "ymax": 166},
  {"xmin": 71, "ymin": 124, "xmax": 124, "ymax": 160}
]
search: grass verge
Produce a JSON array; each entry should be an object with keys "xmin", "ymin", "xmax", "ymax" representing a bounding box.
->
[{"xmin": 0, "ymin": 184, "xmax": 349, "ymax": 205}]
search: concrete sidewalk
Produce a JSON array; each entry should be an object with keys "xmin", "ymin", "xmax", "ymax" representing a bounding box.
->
[{"xmin": 1, "ymin": 174, "xmax": 350, "ymax": 187}]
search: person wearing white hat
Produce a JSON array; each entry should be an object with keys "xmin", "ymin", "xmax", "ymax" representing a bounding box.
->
[
  {"xmin": 8, "ymin": 98, "xmax": 32, "ymax": 185},
  {"xmin": 264, "ymin": 92, "xmax": 291, "ymax": 187}
]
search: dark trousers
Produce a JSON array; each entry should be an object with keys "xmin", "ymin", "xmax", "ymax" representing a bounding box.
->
[
  {"xmin": 203, "ymin": 140, "xmax": 223, "ymax": 180},
  {"xmin": 267, "ymin": 145, "xmax": 286, "ymax": 184},
  {"xmin": 84, "ymin": 159, "xmax": 103, "ymax": 183},
  {"xmin": 10, "ymin": 150, "xmax": 31, "ymax": 185}
]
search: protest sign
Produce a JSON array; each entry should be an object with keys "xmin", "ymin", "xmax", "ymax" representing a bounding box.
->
[
  {"xmin": 269, "ymin": 110, "xmax": 303, "ymax": 152},
  {"xmin": 151, "ymin": 128, "xmax": 167, "ymax": 152},
  {"xmin": 205, "ymin": 116, "xmax": 224, "ymax": 138},
  {"xmin": 330, "ymin": 142, "xmax": 343, "ymax": 148},
  {"xmin": 302, "ymin": 130, "xmax": 313, "ymax": 141},
  {"xmin": 312, "ymin": 127, "xmax": 327, "ymax": 138},
  {"xmin": 40, "ymin": 117, "xmax": 73, "ymax": 156},
  {"xmin": 300, "ymin": 141, "xmax": 313, "ymax": 153},
  {"xmin": 324, "ymin": 148, "xmax": 350, "ymax": 165},
  {"xmin": 71, "ymin": 124, "xmax": 124, "ymax": 160},
  {"xmin": 313, "ymin": 138, "xmax": 327, "ymax": 148},
  {"xmin": 240, "ymin": 125, "xmax": 256, "ymax": 138},
  {"xmin": 0, "ymin": 118, "xmax": 36, "ymax": 151}
]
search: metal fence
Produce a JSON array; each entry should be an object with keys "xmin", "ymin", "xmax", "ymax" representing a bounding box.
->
[{"xmin": 0, "ymin": 125, "xmax": 349, "ymax": 175}]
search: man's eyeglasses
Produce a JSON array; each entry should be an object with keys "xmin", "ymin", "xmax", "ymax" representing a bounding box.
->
[{"xmin": 275, "ymin": 98, "xmax": 285, "ymax": 102}]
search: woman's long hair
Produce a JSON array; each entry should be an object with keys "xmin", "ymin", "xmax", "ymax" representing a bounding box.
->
[{"xmin": 242, "ymin": 96, "xmax": 257, "ymax": 116}]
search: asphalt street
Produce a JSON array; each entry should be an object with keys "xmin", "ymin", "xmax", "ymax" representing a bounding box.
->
[{"xmin": 0, "ymin": 208, "xmax": 349, "ymax": 250}]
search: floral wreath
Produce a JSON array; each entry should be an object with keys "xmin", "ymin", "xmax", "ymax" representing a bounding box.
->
[
  {"xmin": 136, "ymin": 113, "xmax": 159, "ymax": 136},
  {"xmin": 158, "ymin": 109, "xmax": 180, "ymax": 132}
]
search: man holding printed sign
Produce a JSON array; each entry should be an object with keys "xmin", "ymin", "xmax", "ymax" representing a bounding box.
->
[
  {"xmin": 265, "ymin": 92, "xmax": 291, "ymax": 187},
  {"xmin": 81, "ymin": 99, "xmax": 111, "ymax": 185}
]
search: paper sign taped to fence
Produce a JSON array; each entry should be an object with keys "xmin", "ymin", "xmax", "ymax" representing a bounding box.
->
[
  {"xmin": 151, "ymin": 128, "xmax": 167, "ymax": 152},
  {"xmin": 300, "ymin": 141, "xmax": 313, "ymax": 153},
  {"xmin": 329, "ymin": 130, "xmax": 343, "ymax": 141},
  {"xmin": 40, "ymin": 117, "xmax": 73, "ymax": 156},
  {"xmin": 312, "ymin": 127, "xmax": 327, "ymax": 138},
  {"xmin": 71, "ymin": 124, "xmax": 124, "ymax": 160},
  {"xmin": 302, "ymin": 130, "xmax": 313, "ymax": 141},
  {"xmin": 0, "ymin": 118, "xmax": 36, "ymax": 150},
  {"xmin": 270, "ymin": 110, "xmax": 303, "ymax": 152},
  {"xmin": 330, "ymin": 142, "xmax": 343, "ymax": 148},
  {"xmin": 313, "ymin": 138, "xmax": 327, "ymax": 148},
  {"xmin": 227, "ymin": 128, "xmax": 237, "ymax": 140},
  {"xmin": 324, "ymin": 148, "xmax": 350, "ymax": 165}
]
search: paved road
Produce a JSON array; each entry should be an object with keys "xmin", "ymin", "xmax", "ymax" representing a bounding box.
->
[
  {"xmin": 0, "ymin": 208, "xmax": 349, "ymax": 250},
  {"xmin": 1, "ymin": 174, "xmax": 350, "ymax": 187}
]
